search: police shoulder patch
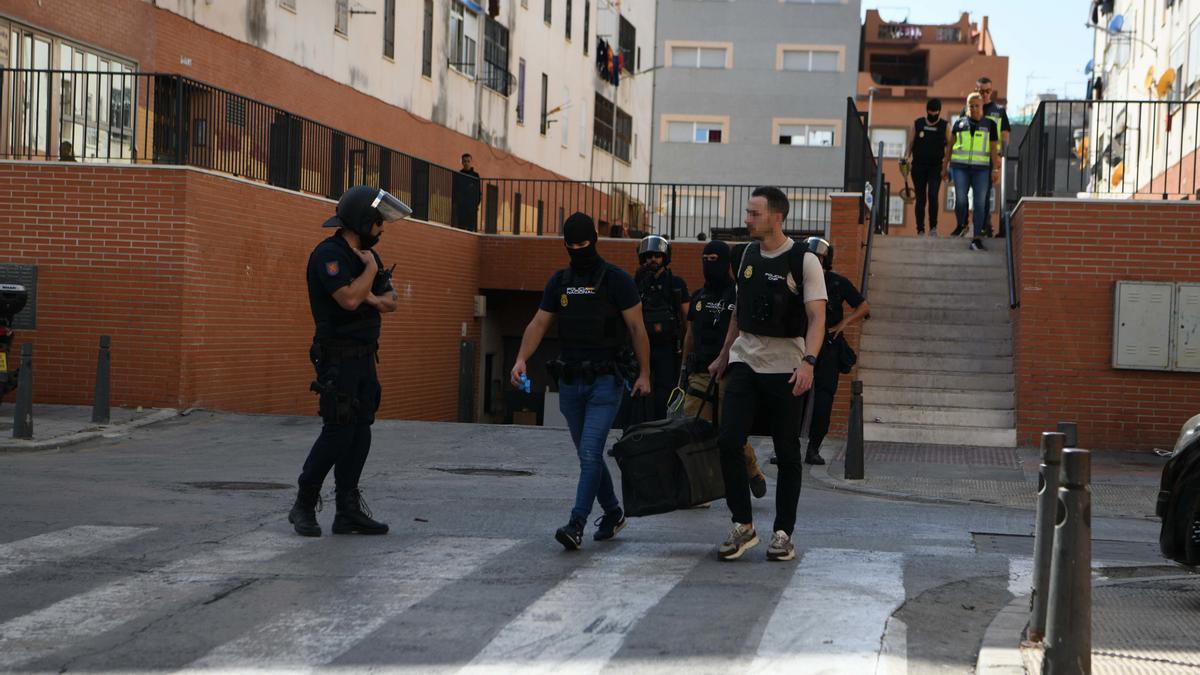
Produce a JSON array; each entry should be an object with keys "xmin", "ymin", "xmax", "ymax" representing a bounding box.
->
[{"xmin": 325, "ymin": 261, "xmax": 340, "ymax": 276}]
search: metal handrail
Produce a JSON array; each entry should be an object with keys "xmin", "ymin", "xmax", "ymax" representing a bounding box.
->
[{"xmin": 861, "ymin": 141, "xmax": 885, "ymax": 299}]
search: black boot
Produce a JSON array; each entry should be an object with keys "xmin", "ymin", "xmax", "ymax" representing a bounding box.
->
[
  {"xmin": 804, "ymin": 442, "xmax": 826, "ymax": 466},
  {"xmin": 288, "ymin": 484, "xmax": 323, "ymax": 537},
  {"xmin": 332, "ymin": 488, "xmax": 389, "ymax": 535}
]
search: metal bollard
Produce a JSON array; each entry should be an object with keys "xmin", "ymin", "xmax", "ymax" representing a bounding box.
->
[
  {"xmin": 91, "ymin": 335, "xmax": 111, "ymax": 425},
  {"xmin": 1043, "ymin": 448, "xmax": 1092, "ymax": 675},
  {"xmin": 1028, "ymin": 431, "xmax": 1066, "ymax": 642},
  {"xmin": 12, "ymin": 342, "xmax": 33, "ymax": 439},
  {"xmin": 845, "ymin": 380, "xmax": 864, "ymax": 480},
  {"xmin": 1057, "ymin": 421, "xmax": 1078, "ymax": 448}
]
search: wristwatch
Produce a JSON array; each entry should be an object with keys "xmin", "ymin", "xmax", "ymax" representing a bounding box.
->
[{"xmin": 802, "ymin": 354, "xmax": 818, "ymax": 366}]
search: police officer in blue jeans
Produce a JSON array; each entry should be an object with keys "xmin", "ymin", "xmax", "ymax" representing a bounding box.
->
[{"xmin": 511, "ymin": 213, "xmax": 651, "ymax": 550}]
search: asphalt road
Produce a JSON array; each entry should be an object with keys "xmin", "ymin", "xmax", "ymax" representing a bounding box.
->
[{"xmin": 0, "ymin": 411, "xmax": 1162, "ymax": 673}]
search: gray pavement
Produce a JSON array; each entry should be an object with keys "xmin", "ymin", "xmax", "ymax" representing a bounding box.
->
[{"xmin": 0, "ymin": 406, "xmax": 1192, "ymax": 673}]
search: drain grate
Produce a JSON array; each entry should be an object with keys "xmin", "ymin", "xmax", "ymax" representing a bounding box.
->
[
  {"xmin": 182, "ymin": 481, "xmax": 292, "ymax": 491},
  {"xmin": 432, "ymin": 467, "xmax": 533, "ymax": 477}
]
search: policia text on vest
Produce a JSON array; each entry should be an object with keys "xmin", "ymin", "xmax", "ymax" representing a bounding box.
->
[{"xmin": 510, "ymin": 212, "xmax": 651, "ymax": 551}]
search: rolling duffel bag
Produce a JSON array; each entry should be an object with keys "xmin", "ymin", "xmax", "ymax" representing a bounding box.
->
[{"xmin": 608, "ymin": 383, "xmax": 724, "ymax": 517}]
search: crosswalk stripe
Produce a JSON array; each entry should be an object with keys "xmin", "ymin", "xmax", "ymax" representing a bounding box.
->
[
  {"xmin": 748, "ymin": 548, "xmax": 906, "ymax": 674},
  {"xmin": 0, "ymin": 530, "xmax": 307, "ymax": 670},
  {"xmin": 188, "ymin": 537, "xmax": 521, "ymax": 669},
  {"xmin": 1007, "ymin": 555, "xmax": 1034, "ymax": 597},
  {"xmin": 0, "ymin": 526, "xmax": 155, "ymax": 578},
  {"xmin": 459, "ymin": 543, "xmax": 705, "ymax": 675}
]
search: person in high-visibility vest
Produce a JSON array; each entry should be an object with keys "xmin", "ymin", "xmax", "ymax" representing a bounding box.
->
[
  {"xmin": 977, "ymin": 77, "xmax": 1011, "ymax": 237},
  {"xmin": 943, "ymin": 92, "xmax": 1000, "ymax": 251}
]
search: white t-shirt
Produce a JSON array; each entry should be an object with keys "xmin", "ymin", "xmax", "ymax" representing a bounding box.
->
[{"xmin": 729, "ymin": 238, "xmax": 828, "ymax": 374}]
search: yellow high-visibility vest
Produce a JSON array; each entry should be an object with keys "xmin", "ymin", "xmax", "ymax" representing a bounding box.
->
[{"xmin": 950, "ymin": 119, "xmax": 992, "ymax": 167}]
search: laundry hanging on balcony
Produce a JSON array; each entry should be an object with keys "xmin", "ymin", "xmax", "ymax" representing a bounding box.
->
[{"xmin": 595, "ymin": 38, "xmax": 623, "ymax": 87}]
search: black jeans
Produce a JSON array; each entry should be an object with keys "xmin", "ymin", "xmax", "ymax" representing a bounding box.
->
[
  {"xmin": 910, "ymin": 163, "xmax": 942, "ymax": 233},
  {"xmin": 298, "ymin": 352, "xmax": 381, "ymax": 491},
  {"xmin": 719, "ymin": 362, "xmax": 806, "ymax": 535},
  {"xmin": 806, "ymin": 338, "xmax": 842, "ymax": 457},
  {"xmin": 619, "ymin": 342, "xmax": 679, "ymax": 426}
]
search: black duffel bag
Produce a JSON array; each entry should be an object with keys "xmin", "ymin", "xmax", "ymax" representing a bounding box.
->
[{"xmin": 608, "ymin": 383, "xmax": 724, "ymax": 517}]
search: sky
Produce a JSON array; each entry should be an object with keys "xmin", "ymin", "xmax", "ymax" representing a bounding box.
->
[{"xmin": 862, "ymin": 1, "xmax": 1095, "ymax": 113}]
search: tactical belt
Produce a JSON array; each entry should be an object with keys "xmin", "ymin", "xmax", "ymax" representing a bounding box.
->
[
  {"xmin": 547, "ymin": 359, "xmax": 617, "ymax": 385},
  {"xmin": 313, "ymin": 339, "xmax": 378, "ymax": 362}
]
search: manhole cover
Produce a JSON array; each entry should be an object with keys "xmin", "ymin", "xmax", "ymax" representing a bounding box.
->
[
  {"xmin": 182, "ymin": 481, "xmax": 292, "ymax": 491},
  {"xmin": 432, "ymin": 467, "xmax": 533, "ymax": 477}
]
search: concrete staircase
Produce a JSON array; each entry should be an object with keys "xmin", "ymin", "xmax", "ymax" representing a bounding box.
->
[{"xmin": 857, "ymin": 235, "xmax": 1017, "ymax": 447}]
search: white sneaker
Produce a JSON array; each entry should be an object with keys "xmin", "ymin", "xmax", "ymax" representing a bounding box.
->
[
  {"xmin": 766, "ymin": 530, "xmax": 795, "ymax": 561},
  {"xmin": 718, "ymin": 524, "xmax": 759, "ymax": 561}
]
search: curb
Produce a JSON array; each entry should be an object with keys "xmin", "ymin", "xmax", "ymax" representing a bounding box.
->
[
  {"xmin": 807, "ymin": 460, "xmax": 1019, "ymax": 510},
  {"xmin": 975, "ymin": 594, "xmax": 1029, "ymax": 674},
  {"xmin": 0, "ymin": 408, "xmax": 179, "ymax": 452}
]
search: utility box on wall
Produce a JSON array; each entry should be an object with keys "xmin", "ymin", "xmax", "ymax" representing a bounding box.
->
[
  {"xmin": 1176, "ymin": 283, "xmax": 1200, "ymax": 372},
  {"xmin": 1112, "ymin": 281, "xmax": 1200, "ymax": 372}
]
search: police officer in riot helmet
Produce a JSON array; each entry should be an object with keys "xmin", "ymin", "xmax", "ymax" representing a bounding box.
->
[
  {"xmin": 680, "ymin": 240, "xmax": 769, "ymax": 500},
  {"xmin": 512, "ymin": 213, "xmax": 651, "ymax": 550},
  {"xmin": 632, "ymin": 235, "xmax": 689, "ymax": 422},
  {"xmin": 289, "ymin": 185, "xmax": 411, "ymax": 537},
  {"xmin": 797, "ymin": 237, "xmax": 869, "ymax": 466}
]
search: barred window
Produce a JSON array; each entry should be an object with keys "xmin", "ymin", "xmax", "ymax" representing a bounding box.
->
[
  {"xmin": 483, "ymin": 18, "xmax": 511, "ymax": 95},
  {"xmin": 593, "ymin": 93, "xmax": 614, "ymax": 153}
]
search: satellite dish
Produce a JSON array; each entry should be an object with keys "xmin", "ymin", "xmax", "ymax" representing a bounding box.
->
[
  {"xmin": 1144, "ymin": 66, "xmax": 1156, "ymax": 90},
  {"xmin": 1108, "ymin": 15, "xmax": 1124, "ymax": 33},
  {"xmin": 1156, "ymin": 68, "xmax": 1177, "ymax": 98},
  {"xmin": 1085, "ymin": 59, "xmax": 1094, "ymax": 75},
  {"xmin": 1110, "ymin": 160, "xmax": 1125, "ymax": 187}
]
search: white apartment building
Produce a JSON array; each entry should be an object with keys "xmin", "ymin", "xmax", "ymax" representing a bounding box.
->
[{"xmin": 149, "ymin": 0, "xmax": 654, "ymax": 181}]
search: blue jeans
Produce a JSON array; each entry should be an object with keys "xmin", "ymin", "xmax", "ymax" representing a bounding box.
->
[
  {"xmin": 951, "ymin": 165, "xmax": 992, "ymax": 238},
  {"xmin": 558, "ymin": 374, "xmax": 623, "ymax": 522}
]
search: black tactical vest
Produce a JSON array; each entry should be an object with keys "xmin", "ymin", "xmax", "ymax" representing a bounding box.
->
[
  {"xmin": 691, "ymin": 284, "xmax": 736, "ymax": 369},
  {"xmin": 735, "ymin": 242, "xmax": 809, "ymax": 338},
  {"xmin": 555, "ymin": 263, "xmax": 627, "ymax": 361},
  {"xmin": 639, "ymin": 269, "xmax": 680, "ymax": 344}
]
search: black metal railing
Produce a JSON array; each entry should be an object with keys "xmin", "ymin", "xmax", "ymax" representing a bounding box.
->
[
  {"xmin": 1, "ymin": 68, "xmax": 461, "ymax": 224},
  {"xmin": 477, "ymin": 179, "xmax": 837, "ymax": 240},
  {"xmin": 844, "ymin": 97, "xmax": 877, "ymax": 197},
  {"xmin": 1017, "ymin": 99, "xmax": 1200, "ymax": 199}
]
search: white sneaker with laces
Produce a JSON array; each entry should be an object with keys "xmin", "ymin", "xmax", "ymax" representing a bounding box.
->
[
  {"xmin": 767, "ymin": 530, "xmax": 795, "ymax": 561},
  {"xmin": 718, "ymin": 524, "xmax": 759, "ymax": 561}
]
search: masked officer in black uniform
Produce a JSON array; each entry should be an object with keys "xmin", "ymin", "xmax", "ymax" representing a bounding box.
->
[
  {"xmin": 288, "ymin": 185, "xmax": 411, "ymax": 537},
  {"xmin": 633, "ymin": 235, "xmax": 689, "ymax": 422},
  {"xmin": 903, "ymin": 98, "xmax": 951, "ymax": 236},
  {"xmin": 511, "ymin": 213, "xmax": 651, "ymax": 549},
  {"xmin": 680, "ymin": 240, "xmax": 768, "ymax": 499},
  {"xmin": 799, "ymin": 237, "xmax": 869, "ymax": 466}
]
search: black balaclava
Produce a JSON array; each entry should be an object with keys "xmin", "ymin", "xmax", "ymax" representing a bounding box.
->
[
  {"xmin": 563, "ymin": 212, "xmax": 600, "ymax": 272},
  {"xmin": 358, "ymin": 217, "xmax": 382, "ymax": 250},
  {"xmin": 702, "ymin": 240, "xmax": 731, "ymax": 289},
  {"xmin": 927, "ymin": 109, "xmax": 941, "ymax": 123}
]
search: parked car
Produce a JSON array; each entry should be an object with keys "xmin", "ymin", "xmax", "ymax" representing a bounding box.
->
[{"xmin": 1158, "ymin": 413, "xmax": 1200, "ymax": 567}]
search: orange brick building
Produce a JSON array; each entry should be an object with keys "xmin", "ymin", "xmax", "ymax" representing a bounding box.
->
[{"xmin": 858, "ymin": 10, "xmax": 1009, "ymax": 235}]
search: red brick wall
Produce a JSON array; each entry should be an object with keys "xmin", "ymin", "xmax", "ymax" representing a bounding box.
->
[
  {"xmin": 478, "ymin": 236, "xmax": 707, "ymax": 293},
  {"xmin": 1012, "ymin": 198, "xmax": 1200, "ymax": 450},
  {"xmin": 2, "ymin": 0, "xmax": 569, "ymax": 183},
  {"xmin": 0, "ymin": 162, "xmax": 186, "ymax": 406},
  {"xmin": 825, "ymin": 194, "xmax": 868, "ymax": 436},
  {"xmin": 0, "ymin": 161, "xmax": 482, "ymax": 421}
]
